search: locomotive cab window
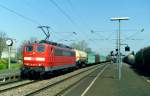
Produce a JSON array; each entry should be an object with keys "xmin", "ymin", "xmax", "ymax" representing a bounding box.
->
[
  {"xmin": 54, "ymin": 49, "xmax": 63, "ymax": 56},
  {"xmin": 71, "ymin": 52, "xmax": 75, "ymax": 56},
  {"xmin": 37, "ymin": 45, "xmax": 45, "ymax": 52},
  {"xmin": 26, "ymin": 46, "xmax": 33, "ymax": 52},
  {"xmin": 54, "ymin": 48, "xmax": 75, "ymax": 56},
  {"xmin": 63, "ymin": 51, "xmax": 75, "ymax": 56}
]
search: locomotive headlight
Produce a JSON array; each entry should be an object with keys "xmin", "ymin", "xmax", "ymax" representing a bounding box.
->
[
  {"xmin": 36, "ymin": 57, "xmax": 45, "ymax": 61},
  {"xmin": 24, "ymin": 63, "xmax": 29, "ymax": 65},
  {"xmin": 24, "ymin": 57, "xmax": 32, "ymax": 60}
]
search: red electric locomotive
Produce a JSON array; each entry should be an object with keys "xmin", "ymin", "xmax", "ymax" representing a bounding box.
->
[{"xmin": 21, "ymin": 40, "xmax": 76, "ymax": 77}]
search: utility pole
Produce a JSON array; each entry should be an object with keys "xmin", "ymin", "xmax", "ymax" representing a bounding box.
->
[{"xmin": 110, "ymin": 17, "xmax": 129, "ymax": 80}]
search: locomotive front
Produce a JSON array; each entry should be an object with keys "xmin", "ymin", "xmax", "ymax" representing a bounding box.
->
[{"xmin": 22, "ymin": 43, "xmax": 50, "ymax": 76}]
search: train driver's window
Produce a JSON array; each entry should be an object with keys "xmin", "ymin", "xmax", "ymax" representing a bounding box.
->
[
  {"xmin": 26, "ymin": 46, "xmax": 33, "ymax": 52},
  {"xmin": 37, "ymin": 45, "xmax": 45, "ymax": 52}
]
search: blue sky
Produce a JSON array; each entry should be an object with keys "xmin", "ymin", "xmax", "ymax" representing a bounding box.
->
[{"xmin": 0, "ymin": 0, "xmax": 149, "ymax": 55}]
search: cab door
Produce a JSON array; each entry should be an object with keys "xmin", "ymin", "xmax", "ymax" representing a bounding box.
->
[
  {"xmin": 47, "ymin": 46, "xmax": 54, "ymax": 67},
  {"xmin": 34, "ymin": 44, "xmax": 46, "ymax": 66},
  {"xmin": 23, "ymin": 45, "xmax": 35, "ymax": 66}
]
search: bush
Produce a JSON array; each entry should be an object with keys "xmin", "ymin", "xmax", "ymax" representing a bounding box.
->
[
  {"xmin": 10, "ymin": 64, "xmax": 22, "ymax": 69},
  {"xmin": 0, "ymin": 59, "xmax": 8, "ymax": 69},
  {"xmin": 0, "ymin": 59, "xmax": 23, "ymax": 70},
  {"xmin": 0, "ymin": 59, "xmax": 8, "ymax": 64}
]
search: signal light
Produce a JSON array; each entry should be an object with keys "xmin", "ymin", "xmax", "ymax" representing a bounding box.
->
[
  {"xmin": 125, "ymin": 46, "xmax": 130, "ymax": 51},
  {"xmin": 116, "ymin": 49, "xmax": 118, "ymax": 51}
]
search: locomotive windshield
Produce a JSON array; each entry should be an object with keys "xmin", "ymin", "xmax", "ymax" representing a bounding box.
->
[
  {"xmin": 54, "ymin": 48, "xmax": 75, "ymax": 56},
  {"xmin": 26, "ymin": 46, "xmax": 33, "ymax": 52},
  {"xmin": 37, "ymin": 45, "xmax": 45, "ymax": 52}
]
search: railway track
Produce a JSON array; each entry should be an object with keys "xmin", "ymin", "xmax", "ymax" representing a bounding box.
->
[
  {"xmin": 0, "ymin": 63, "xmax": 109, "ymax": 96},
  {"xmin": 0, "ymin": 80, "xmax": 38, "ymax": 93},
  {"xmin": 0, "ymin": 79, "xmax": 22, "ymax": 86},
  {"xmin": 55, "ymin": 63, "xmax": 109, "ymax": 96},
  {"xmin": 26, "ymin": 63, "xmax": 109, "ymax": 96}
]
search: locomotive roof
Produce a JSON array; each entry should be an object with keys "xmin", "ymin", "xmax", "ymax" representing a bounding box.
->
[{"xmin": 39, "ymin": 40, "xmax": 72, "ymax": 49}]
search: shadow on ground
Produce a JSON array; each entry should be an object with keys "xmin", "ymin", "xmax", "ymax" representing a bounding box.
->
[{"xmin": 126, "ymin": 63, "xmax": 150, "ymax": 79}]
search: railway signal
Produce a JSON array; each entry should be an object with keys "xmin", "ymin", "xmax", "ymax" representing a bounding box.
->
[{"xmin": 125, "ymin": 46, "xmax": 130, "ymax": 51}]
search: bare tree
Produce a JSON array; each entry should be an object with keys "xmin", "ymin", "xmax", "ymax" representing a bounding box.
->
[
  {"xmin": 70, "ymin": 40, "xmax": 92, "ymax": 52},
  {"xmin": 0, "ymin": 32, "xmax": 7, "ymax": 59}
]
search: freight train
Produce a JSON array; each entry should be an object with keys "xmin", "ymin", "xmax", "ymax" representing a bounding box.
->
[
  {"xmin": 134, "ymin": 46, "xmax": 150, "ymax": 73},
  {"xmin": 122, "ymin": 46, "xmax": 150, "ymax": 74},
  {"xmin": 21, "ymin": 40, "xmax": 104, "ymax": 78},
  {"xmin": 87, "ymin": 52, "xmax": 101, "ymax": 65},
  {"xmin": 123, "ymin": 52, "xmax": 135, "ymax": 65}
]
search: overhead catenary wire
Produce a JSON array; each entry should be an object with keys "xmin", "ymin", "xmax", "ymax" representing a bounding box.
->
[
  {"xmin": 46, "ymin": 0, "xmax": 81, "ymax": 41},
  {"xmin": 0, "ymin": 3, "xmax": 41, "ymax": 25},
  {"xmin": 57, "ymin": 32, "xmax": 76, "ymax": 42},
  {"xmin": 48, "ymin": 0, "xmax": 77, "ymax": 26},
  {"xmin": 23, "ymin": 0, "xmax": 54, "ymax": 22},
  {"xmin": 91, "ymin": 30, "xmax": 116, "ymax": 40},
  {"xmin": 65, "ymin": 0, "xmax": 95, "ymax": 39},
  {"xmin": 47, "ymin": 0, "xmax": 93, "ymax": 42},
  {"xmin": 67, "ymin": 0, "xmax": 74, "ymax": 10},
  {"xmin": 125, "ymin": 28, "xmax": 144, "ymax": 40}
]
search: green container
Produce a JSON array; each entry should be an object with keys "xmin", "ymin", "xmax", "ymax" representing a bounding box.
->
[
  {"xmin": 100, "ymin": 55, "xmax": 106, "ymax": 62},
  {"xmin": 87, "ymin": 53, "xmax": 96, "ymax": 64}
]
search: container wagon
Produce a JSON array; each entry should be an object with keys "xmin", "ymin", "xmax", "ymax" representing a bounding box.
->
[
  {"xmin": 99, "ymin": 55, "xmax": 106, "ymax": 63},
  {"xmin": 87, "ymin": 52, "xmax": 96, "ymax": 65},
  {"xmin": 95, "ymin": 54, "xmax": 100, "ymax": 64}
]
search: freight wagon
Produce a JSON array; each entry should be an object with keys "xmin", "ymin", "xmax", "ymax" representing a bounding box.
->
[
  {"xmin": 74, "ymin": 49, "xmax": 87, "ymax": 67},
  {"xmin": 87, "ymin": 52, "xmax": 96, "ymax": 64},
  {"xmin": 135, "ymin": 46, "xmax": 150, "ymax": 73},
  {"xmin": 99, "ymin": 55, "xmax": 106, "ymax": 62},
  {"xmin": 123, "ymin": 53, "xmax": 135, "ymax": 65},
  {"xmin": 87, "ymin": 52, "xmax": 103, "ymax": 65}
]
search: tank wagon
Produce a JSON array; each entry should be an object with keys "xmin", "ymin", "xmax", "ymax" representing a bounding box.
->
[
  {"xmin": 74, "ymin": 49, "xmax": 87, "ymax": 67},
  {"xmin": 135, "ymin": 46, "xmax": 150, "ymax": 73},
  {"xmin": 123, "ymin": 53, "xmax": 135, "ymax": 65}
]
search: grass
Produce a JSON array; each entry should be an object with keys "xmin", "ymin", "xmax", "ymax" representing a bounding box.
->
[
  {"xmin": 0, "ymin": 64, "xmax": 7, "ymax": 70},
  {"xmin": 0, "ymin": 63, "xmax": 22, "ymax": 70},
  {"xmin": 10, "ymin": 63, "xmax": 22, "ymax": 69},
  {"xmin": 0, "ymin": 58, "xmax": 22, "ymax": 70}
]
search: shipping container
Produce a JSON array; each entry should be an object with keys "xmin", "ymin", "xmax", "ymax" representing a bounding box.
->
[
  {"xmin": 100, "ymin": 55, "xmax": 106, "ymax": 62},
  {"xmin": 87, "ymin": 52, "xmax": 96, "ymax": 64}
]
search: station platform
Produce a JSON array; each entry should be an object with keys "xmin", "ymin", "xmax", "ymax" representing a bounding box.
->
[
  {"xmin": 0, "ymin": 69, "xmax": 20, "ymax": 82},
  {"xmin": 62, "ymin": 63, "xmax": 150, "ymax": 96}
]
